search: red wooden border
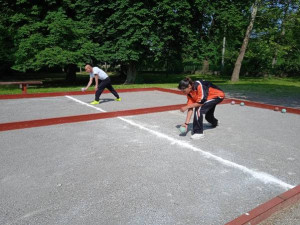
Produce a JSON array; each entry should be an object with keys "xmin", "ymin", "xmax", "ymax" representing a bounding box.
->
[
  {"xmin": 152, "ymin": 88, "xmax": 300, "ymax": 115},
  {"xmin": 226, "ymin": 185, "xmax": 300, "ymax": 225},
  {"xmin": 1, "ymin": 87, "xmax": 299, "ymax": 224},
  {"xmin": 0, "ymin": 104, "xmax": 185, "ymax": 132},
  {"xmin": 0, "ymin": 88, "xmax": 157, "ymax": 99},
  {"xmin": 226, "ymin": 98, "xmax": 300, "ymax": 115},
  {"xmin": 0, "ymin": 88, "xmax": 299, "ymax": 132},
  {"xmin": 1, "ymin": 87, "xmax": 299, "ymax": 114}
]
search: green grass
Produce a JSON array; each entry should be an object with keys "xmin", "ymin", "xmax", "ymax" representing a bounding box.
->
[{"xmin": 0, "ymin": 72, "xmax": 299, "ymax": 99}]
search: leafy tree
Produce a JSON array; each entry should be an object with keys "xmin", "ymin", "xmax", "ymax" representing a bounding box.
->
[
  {"xmin": 1, "ymin": 0, "xmax": 299, "ymax": 82},
  {"xmin": 91, "ymin": 0, "xmax": 194, "ymax": 83},
  {"xmin": 267, "ymin": 0, "xmax": 300, "ymax": 75},
  {"xmin": 182, "ymin": 0, "xmax": 252, "ymax": 75},
  {"xmin": 231, "ymin": 0, "xmax": 261, "ymax": 81},
  {"xmin": 1, "ymin": 0, "xmax": 98, "ymax": 82},
  {"xmin": 237, "ymin": 0, "xmax": 300, "ymax": 76},
  {"xmin": 97, "ymin": 1, "xmax": 153, "ymax": 83},
  {"xmin": 277, "ymin": 3, "xmax": 300, "ymax": 75},
  {"xmin": 0, "ymin": 1, "xmax": 15, "ymax": 77}
]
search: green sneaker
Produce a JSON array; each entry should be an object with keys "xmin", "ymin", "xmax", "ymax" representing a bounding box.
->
[
  {"xmin": 115, "ymin": 98, "xmax": 122, "ymax": 101},
  {"xmin": 90, "ymin": 100, "xmax": 100, "ymax": 105}
]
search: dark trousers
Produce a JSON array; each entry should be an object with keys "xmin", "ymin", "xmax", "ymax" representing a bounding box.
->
[
  {"xmin": 95, "ymin": 77, "xmax": 119, "ymax": 101},
  {"xmin": 193, "ymin": 97, "xmax": 223, "ymax": 134}
]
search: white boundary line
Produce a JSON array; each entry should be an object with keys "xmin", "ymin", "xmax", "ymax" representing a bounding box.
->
[
  {"xmin": 66, "ymin": 96, "xmax": 106, "ymax": 112},
  {"xmin": 65, "ymin": 95, "xmax": 295, "ymax": 190}
]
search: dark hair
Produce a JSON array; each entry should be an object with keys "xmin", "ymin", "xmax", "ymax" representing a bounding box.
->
[
  {"xmin": 85, "ymin": 63, "xmax": 93, "ymax": 67},
  {"xmin": 178, "ymin": 77, "xmax": 193, "ymax": 90}
]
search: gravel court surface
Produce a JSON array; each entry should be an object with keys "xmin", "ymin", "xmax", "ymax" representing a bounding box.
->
[
  {"xmin": 166, "ymin": 104, "xmax": 300, "ymax": 186},
  {"xmin": 0, "ymin": 97, "xmax": 97, "ymax": 123},
  {"xmin": 72, "ymin": 90, "xmax": 186, "ymax": 112},
  {"xmin": 1, "ymin": 97, "xmax": 299, "ymax": 225},
  {"xmin": 0, "ymin": 91, "xmax": 185, "ymax": 124},
  {"xmin": 0, "ymin": 117, "xmax": 289, "ymax": 225}
]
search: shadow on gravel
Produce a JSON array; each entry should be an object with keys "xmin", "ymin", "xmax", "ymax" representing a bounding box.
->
[{"xmin": 220, "ymin": 83, "xmax": 300, "ymax": 109}]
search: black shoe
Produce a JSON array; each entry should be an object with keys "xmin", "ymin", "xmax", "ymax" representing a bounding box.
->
[{"xmin": 211, "ymin": 121, "xmax": 219, "ymax": 128}]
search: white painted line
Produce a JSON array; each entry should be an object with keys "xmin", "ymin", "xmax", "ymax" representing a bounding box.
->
[
  {"xmin": 66, "ymin": 95, "xmax": 295, "ymax": 190},
  {"xmin": 65, "ymin": 95, "xmax": 106, "ymax": 112},
  {"xmin": 118, "ymin": 117, "xmax": 295, "ymax": 190}
]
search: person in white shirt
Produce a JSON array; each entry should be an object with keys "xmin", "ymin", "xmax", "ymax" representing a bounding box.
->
[{"xmin": 82, "ymin": 64, "xmax": 121, "ymax": 104}]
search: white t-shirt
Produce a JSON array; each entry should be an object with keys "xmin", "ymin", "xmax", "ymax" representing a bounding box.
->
[{"xmin": 89, "ymin": 67, "xmax": 108, "ymax": 80}]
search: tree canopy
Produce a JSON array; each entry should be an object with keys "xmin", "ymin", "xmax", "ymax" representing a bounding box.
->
[{"xmin": 0, "ymin": 0, "xmax": 299, "ymax": 82}]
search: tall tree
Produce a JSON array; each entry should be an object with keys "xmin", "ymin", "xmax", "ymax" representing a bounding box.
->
[
  {"xmin": 183, "ymin": 0, "xmax": 252, "ymax": 74},
  {"xmin": 269, "ymin": 0, "xmax": 300, "ymax": 74},
  {"xmin": 92, "ymin": 0, "xmax": 153, "ymax": 84},
  {"xmin": 94, "ymin": 0, "xmax": 193, "ymax": 84},
  {"xmin": 231, "ymin": 0, "xmax": 261, "ymax": 81},
  {"xmin": 271, "ymin": 0, "xmax": 290, "ymax": 68},
  {"xmin": 238, "ymin": 0, "xmax": 300, "ymax": 76},
  {"xmin": 0, "ymin": 1, "xmax": 15, "ymax": 76},
  {"xmin": 1, "ymin": 0, "xmax": 299, "ymax": 80},
  {"xmin": 151, "ymin": 0, "xmax": 193, "ymax": 74},
  {"xmin": 1, "ymin": 0, "xmax": 98, "ymax": 82}
]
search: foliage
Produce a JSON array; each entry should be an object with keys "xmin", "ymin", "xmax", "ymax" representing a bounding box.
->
[
  {"xmin": 243, "ymin": 0, "xmax": 300, "ymax": 76},
  {"xmin": 0, "ymin": 0, "xmax": 98, "ymax": 73},
  {"xmin": 0, "ymin": 0, "xmax": 299, "ymax": 82}
]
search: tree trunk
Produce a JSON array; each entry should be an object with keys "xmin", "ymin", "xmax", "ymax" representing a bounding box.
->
[
  {"xmin": 231, "ymin": 0, "xmax": 260, "ymax": 82},
  {"xmin": 65, "ymin": 64, "xmax": 77, "ymax": 83},
  {"xmin": 221, "ymin": 36, "xmax": 226, "ymax": 72},
  {"xmin": 272, "ymin": 0, "xmax": 289, "ymax": 68},
  {"xmin": 124, "ymin": 62, "xmax": 137, "ymax": 84},
  {"xmin": 119, "ymin": 64, "xmax": 128, "ymax": 78},
  {"xmin": 201, "ymin": 59, "xmax": 210, "ymax": 74},
  {"xmin": 271, "ymin": 50, "xmax": 278, "ymax": 68}
]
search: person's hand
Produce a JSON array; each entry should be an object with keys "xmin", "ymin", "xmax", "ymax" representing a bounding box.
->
[
  {"xmin": 94, "ymin": 86, "xmax": 98, "ymax": 90},
  {"xmin": 183, "ymin": 123, "xmax": 188, "ymax": 130},
  {"xmin": 81, "ymin": 87, "xmax": 86, "ymax": 92}
]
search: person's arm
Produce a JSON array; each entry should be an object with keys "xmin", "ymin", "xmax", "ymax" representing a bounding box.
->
[
  {"xmin": 94, "ymin": 75, "xmax": 99, "ymax": 90},
  {"xmin": 182, "ymin": 108, "xmax": 193, "ymax": 129},
  {"xmin": 180, "ymin": 102, "xmax": 201, "ymax": 113},
  {"xmin": 83, "ymin": 77, "xmax": 94, "ymax": 91},
  {"xmin": 180, "ymin": 103, "xmax": 201, "ymax": 130}
]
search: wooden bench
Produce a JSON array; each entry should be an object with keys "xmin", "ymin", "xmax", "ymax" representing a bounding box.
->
[{"xmin": 0, "ymin": 81, "xmax": 43, "ymax": 94}]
